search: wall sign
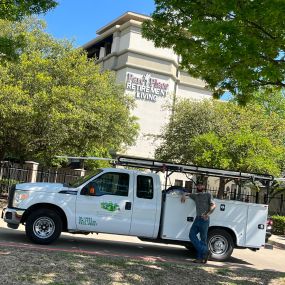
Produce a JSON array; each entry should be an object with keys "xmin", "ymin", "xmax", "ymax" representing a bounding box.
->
[{"xmin": 125, "ymin": 73, "xmax": 169, "ymax": 102}]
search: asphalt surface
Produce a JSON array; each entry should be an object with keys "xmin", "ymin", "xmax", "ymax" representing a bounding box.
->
[{"xmin": 0, "ymin": 218, "xmax": 284, "ymax": 273}]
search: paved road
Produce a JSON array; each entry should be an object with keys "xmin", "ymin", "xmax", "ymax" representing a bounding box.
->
[{"xmin": 0, "ymin": 219, "xmax": 284, "ymax": 272}]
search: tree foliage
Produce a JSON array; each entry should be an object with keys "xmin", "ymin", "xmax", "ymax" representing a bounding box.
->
[
  {"xmin": 0, "ymin": 19, "xmax": 138, "ymax": 166},
  {"xmin": 156, "ymin": 99, "xmax": 285, "ymax": 177},
  {"xmin": 0, "ymin": 0, "xmax": 57, "ymax": 21},
  {"xmin": 0, "ymin": 0, "xmax": 57, "ymax": 61},
  {"xmin": 248, "ymin": 88, "xmax": 285, "ymax": 118},
  {"xmin": 142, "ymin": 0, "xmax": 285, "ymax": 103}
]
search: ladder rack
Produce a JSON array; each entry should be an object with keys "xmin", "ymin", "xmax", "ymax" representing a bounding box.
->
[
  {"xmin": 55, "ymin": 154, "xmax": 274, "ymax": 182},
  {"xmin": 117, "ymin": 155, "xmax": 274, "ymax": 182}
]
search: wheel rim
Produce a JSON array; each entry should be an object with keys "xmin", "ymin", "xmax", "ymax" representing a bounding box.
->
[
  {"xmin": 209, "ymin": 234, "xmax": 229, "ymax": 256},
  {"xmin": 33, "ymin": 217, "xmax": 55, "ymax": 239}
]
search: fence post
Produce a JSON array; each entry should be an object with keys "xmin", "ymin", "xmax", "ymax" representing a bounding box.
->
[
  {"xmin": 281, "ymin": 194, "xmax": 284, "ymax": 215},
  {"xmin": 0, "ymin": 161, "xmax": 8, "ymax": 180},
  {"xmin": 25, "ymin": 161, "xmax": 39, "ymax": 183},
  {"xmin": 73, "ymin": 169, "xmax": 86, "ymax": 177},
  {"xmin": 255, "ymin": 191, "xmax": 259, "ymax": 204}
]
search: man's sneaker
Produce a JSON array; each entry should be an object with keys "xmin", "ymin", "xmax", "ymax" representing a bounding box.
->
[
  {"xmin": 193, "ymin": 259, "xmax": 203, "ymax": 263},
  {"xmin": 202, "ymin": 251, "xmax": 211, "ymax": 264}
]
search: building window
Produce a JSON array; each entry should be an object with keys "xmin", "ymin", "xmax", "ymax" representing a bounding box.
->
[
  {"xmin": 137, "ymin": 175, "xmax": 153, "ymax": 199},
  {"xmin": 174, "ymin": 179, "xmax": 183, "ymax": 187},
  {"xmin": 86, "ymin": 35, "xmax": 113, "ymax": 60},
  {"xmin": 185, "ymin": 181, "xmax": 193, "ymax": 193}
]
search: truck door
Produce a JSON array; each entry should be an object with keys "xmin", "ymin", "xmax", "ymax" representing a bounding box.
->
[
  {"xmin": 129, "ymin": 173, "xmax": 159, "ymax": 238},
  {"xmin": 245, "ymin": 204, "xmax": 268, "ymax": 247},
  {"xmin": 75, "ymin": 170, "xmax": 133, "ymax": 235}
]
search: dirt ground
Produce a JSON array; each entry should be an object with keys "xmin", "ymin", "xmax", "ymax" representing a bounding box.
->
[
  {"xmin": 0, "ymin": 246, "xmax": 284, "ymax": 285},
  {"xmin": 0, "ymin": 198, "xmax": 7, "ymax": 209}
]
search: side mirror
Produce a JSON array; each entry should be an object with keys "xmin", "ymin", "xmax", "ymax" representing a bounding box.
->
[
  {"xmin": 89, "ymin": 186, "xmax": 96, "ymax": 196},
  {"xmin": 82, "ymin": 185, "xmax": 96, "ymax": 196}
]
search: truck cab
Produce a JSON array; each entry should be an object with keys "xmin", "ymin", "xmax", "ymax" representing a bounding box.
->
[{"xmin": 2, "ymin": 168, "xmax": 162, "ymax": 243}]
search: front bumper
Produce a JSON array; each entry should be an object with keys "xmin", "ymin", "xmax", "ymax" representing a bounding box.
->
[{"xmin": 1, "ymin": 207, "xmax": 25, "ymax": 229}]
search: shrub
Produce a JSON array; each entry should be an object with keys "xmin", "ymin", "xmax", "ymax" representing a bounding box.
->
[
  {"xmin": 272, "ymin": 215, "xmax": 285, "ymax": 235},
  {"xmin": 0, "ymin": 179, "xmax": 19, "ymax": 195}
]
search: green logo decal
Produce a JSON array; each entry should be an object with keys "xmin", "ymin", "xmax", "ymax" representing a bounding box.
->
[
  {"xmin": 79, "ymin": 216, "xmax": 97, "ymax": 226},
  {"xmin": 101, "ymin": 201, "xmax": 120, "ymax": 212}
]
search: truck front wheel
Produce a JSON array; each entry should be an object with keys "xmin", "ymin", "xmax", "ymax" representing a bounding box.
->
[
  {"xmin": 25, "ymin": 209, "xmax": 62, "ymax": 245},
  {"xmin": 208, "ymin": 229, "xmax": 234, "ymax": 261}
]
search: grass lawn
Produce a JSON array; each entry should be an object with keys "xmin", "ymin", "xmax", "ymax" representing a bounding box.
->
[
  {"xmin": 0, "ymin": 198, "xmax": 284, "ymax": 284},
  {"xmin": 0, "ymin": 246, "xmax": 284, "ymax": 285}
]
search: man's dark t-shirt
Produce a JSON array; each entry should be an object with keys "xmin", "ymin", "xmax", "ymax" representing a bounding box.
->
[{"xmin": 189, "ymin": 192, "xmax": 214, "ymax": 216}]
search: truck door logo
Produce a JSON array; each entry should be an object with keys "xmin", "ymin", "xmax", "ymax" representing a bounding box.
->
[{"xmin": 101, "ymin": 202, "xmax": 120, "ymax": 212}]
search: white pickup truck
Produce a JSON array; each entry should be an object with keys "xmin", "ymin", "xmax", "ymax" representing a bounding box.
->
[{"xmin": 1, "ymin": 156, "xmax": 273, "ymax": 261}]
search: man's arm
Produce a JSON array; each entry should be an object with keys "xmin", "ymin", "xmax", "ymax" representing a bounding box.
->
[
  {"xmin": 181, "ymin": 192, "xmax": 195, "ymax": 203},
  {"xmin": 204, "ymin": 202, "xmax": 216, "ymax": 216}
]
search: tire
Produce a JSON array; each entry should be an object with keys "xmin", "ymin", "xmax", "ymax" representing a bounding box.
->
[
  {"xmin": 25, "ymin": 209, "xmax": 62, "ymax": 245},
  {"xmin": 208, "ymin": 229, "xmax": 234, "ymax": 261}
]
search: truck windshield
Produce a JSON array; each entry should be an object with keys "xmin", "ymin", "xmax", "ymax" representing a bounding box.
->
[{"xmin": 69, "ymin": 169, "xmax": 102, "ymax": 188}]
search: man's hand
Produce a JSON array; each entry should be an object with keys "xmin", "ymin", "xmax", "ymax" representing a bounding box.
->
[
  {"xmin": 202, "ymin": 214, "xmax": 209, "ymax": 220},
  {"xmin": 181, "ymin": 194, "xmax": 187, "ymax": 203}
]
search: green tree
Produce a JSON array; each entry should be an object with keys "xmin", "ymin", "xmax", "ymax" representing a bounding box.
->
[
  {"xmin": 142, "ymin": 0, "xmax": 285, "ymax": 103},
  {"xmin": 0, "ymin": 0, "xmax": 57, "ymax": 61},
  {"xmin": 156, "ymin": 99, "xmax": 285, "ymax": 197},
  {"xmin": 248, "ymin": 88, "xmax": 285, "ymax": 117},
  {"xmin": 247, "ymin": 88, "xmax": 285, "ymax": 198},
  {"xmin": 0, "ymin": 19, "xmax": 138, "ymax": 166}
]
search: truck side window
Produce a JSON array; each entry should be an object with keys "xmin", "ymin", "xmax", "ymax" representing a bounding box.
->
[
  {"xmin": 137, "ymin": 175, "xmax": 153, "ymax": 199},
  {"xmin": 85, "ymin": 172, "xmax": 129, "ymax": 196}
]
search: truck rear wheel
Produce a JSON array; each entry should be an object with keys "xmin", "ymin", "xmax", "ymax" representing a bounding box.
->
[
  {"xmin": 208, "ymin": 229, "xmax": 234, "ymax": 261},
  {"xmin": 25, "ymin": 209, "xmax": 62, "ymax": 245}
]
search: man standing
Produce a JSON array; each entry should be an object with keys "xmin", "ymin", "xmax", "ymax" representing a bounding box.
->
[{"xmin": 181, "ymin": 182, "xmax": 216, "ymax": 263}]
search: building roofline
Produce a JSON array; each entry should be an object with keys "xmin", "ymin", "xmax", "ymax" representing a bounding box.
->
[
  {"xmin": 96, "ymin": 11, "xmax": 150, "ymax": 35},
  {"xmin": 82, "ymin": 12, "xmax": 151, "ymax": 49}
]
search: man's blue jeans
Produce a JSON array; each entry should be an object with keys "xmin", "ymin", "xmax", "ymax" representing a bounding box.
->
[{"xmin": 189, "ymin": 217, "xmax": 209, "ymax": 259}]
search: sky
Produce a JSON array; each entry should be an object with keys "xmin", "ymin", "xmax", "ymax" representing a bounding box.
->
[
  {"xmin": 41, "ymin": 0, "xmax": 155, "ymax": 47},
  {"xmin": 41, "ymin": 0, "xmax": 231, "ymax": 100}
]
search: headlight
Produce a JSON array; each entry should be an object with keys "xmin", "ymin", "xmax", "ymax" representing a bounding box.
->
[{"xmin": 12, "ymin": 190, "xmax": 30, "ymax": 208}]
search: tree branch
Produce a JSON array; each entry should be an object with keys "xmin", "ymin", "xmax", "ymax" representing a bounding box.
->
[
  {"xmin": 256, "ymin": 79, "xmax": 285, "ymax": 87},
  {"xmin": 259, "ymin": 54, "xmax": 284, "ymax": 65},
  {"xmin": 243, "ymin": 19, "xmax": 277, "ymax": 40}
]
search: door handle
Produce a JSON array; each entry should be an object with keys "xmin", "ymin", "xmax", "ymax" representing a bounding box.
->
[{"xmin": 125, "ymin": 202, "xmax": 132, "ymax": 210}]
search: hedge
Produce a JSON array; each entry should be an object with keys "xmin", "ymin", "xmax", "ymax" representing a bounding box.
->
[{"xmin": 272, "ymin": 215, "xmax": 285, "ymax": 235}]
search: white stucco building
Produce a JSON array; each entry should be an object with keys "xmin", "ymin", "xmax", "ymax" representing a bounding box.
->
[{"xmin": 83, "ymin": 12, "xmax": 212, "ymax": 158}]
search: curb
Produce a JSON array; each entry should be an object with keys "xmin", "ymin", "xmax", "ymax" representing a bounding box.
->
[{"xmin": 268, "ymin": 240, "xmax": 285, "ymax": 250}]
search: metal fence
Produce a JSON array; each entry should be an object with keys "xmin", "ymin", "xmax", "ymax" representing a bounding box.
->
[
  {"xmin": 206, "ymin": 187, "xmax": 284, "ymax": 215},
  {"xmin": 0, "ymin": 162, "xmax": 82, "ymax": 194}
]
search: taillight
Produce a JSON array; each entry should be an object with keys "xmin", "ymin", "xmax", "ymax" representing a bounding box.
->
[{"xmin": 267, "ymin": 219, "xmax": 273, "ymax": 226}]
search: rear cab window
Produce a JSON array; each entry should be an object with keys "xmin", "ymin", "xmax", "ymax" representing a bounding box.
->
[{"xmin": 137, "ymin": 175, "xmax": 153, "ymax": 199}]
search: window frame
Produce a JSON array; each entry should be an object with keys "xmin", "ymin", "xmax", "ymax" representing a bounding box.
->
[
  {"xmin": 136, "ymin": 175, "xmax": 154, "ymax": 200},
  {"xmin": 81, "ymin": 172, "xmax": 130, "ymax": 197}
]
